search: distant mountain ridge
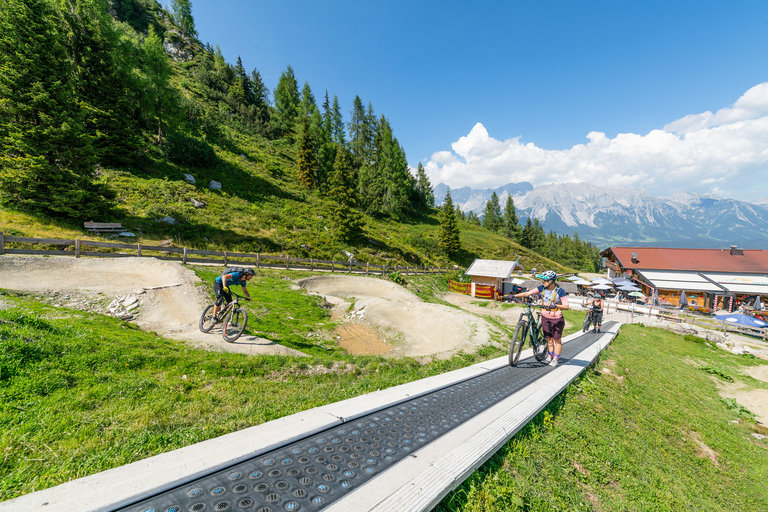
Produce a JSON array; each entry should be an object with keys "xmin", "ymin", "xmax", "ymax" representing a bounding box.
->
[{"xmin": 434, "ymin": 182, "xmax": 768, "ymax": 250}]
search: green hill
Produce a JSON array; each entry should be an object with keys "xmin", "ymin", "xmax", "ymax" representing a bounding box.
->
[{"xmin": 0, "ymin": 0, "xmax": 601, "ymax": 274}]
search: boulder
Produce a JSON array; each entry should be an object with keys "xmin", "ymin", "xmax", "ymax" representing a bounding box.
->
[
  {"xmin": 184, "ymin": 173, "xmax": 196, "ymax": 184},
  {"xmin": 158, "ymin": 216, "xmax": 176, "ymax": 224},
  {"xmin": 119, "ymin": 231, "xmax": 136, "ymax": 237},
  {"xmin": 191, "ymin": 198, "xmax": 206, "ymax": 208},
  {"xmin": 209, "ymin": 180, "xmax": 222, "ymax": 191}
]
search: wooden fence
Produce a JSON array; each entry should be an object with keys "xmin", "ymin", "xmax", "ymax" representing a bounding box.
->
[{"xmin": 0, "ymin": 233, "xmax": 449, "ymax": 276}]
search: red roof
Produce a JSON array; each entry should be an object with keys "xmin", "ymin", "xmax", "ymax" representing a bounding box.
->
[{"xmin": 603, "ymin": 247, "xmax": 768, "ymax": 274}]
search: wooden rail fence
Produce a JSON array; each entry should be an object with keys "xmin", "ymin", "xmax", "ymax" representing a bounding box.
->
[{"xmin": 0, "ymin": 232, "xmax": 448, "ymax": 276}]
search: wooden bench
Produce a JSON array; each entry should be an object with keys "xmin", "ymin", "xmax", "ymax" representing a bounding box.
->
[{"xmin": 84, "ymin": 221, "xmax": 125, "ymax": 234}]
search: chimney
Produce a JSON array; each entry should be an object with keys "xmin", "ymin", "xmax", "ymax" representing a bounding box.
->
[
  {"xmin": 730, "ymin": 245, "xmax": 743, "ymax": 256},
  {"xmin": 631, "ymin": 252, "xmax": 639, "ymax": 263}
]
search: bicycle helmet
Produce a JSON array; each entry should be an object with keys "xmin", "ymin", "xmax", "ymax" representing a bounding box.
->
[
  {"xmin": 536, "ymin": 270, "xmax": 557, "ymax": 282},
  {"xmin": 243, "ymin": 267, "xmax": 255, "ymax": 276}
]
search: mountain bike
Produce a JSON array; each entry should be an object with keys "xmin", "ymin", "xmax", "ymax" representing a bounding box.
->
[
  {"xmin": 508, "ymin": 300, "xmax": 550, "ymax": 366},
  {"xmin": 199, "ymin": 292, "xmax": 250, "ymax": 342}
]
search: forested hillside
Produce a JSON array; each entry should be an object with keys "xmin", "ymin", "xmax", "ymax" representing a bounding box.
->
[{"xmin": 0, "ymin": 0, "xmax": 602, "ymax": 272}]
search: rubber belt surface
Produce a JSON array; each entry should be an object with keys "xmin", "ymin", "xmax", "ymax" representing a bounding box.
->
[{"xmin": 117, "ymin": 323, "xmax": 614, "ymax": 512}]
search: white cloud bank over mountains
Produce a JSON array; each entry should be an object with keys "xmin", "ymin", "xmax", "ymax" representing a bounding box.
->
[{"xmin": 424, "ymin": 82, "xmax": 768, "ymax": 202}]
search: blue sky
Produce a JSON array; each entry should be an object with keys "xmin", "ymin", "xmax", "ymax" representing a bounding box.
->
[{"xmin": 189, "ymin": 1, "xmax": 768, "ymax": 201}]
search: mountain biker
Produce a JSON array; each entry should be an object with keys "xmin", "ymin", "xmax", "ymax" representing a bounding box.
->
[
  {"xmin": 584, "ymin": 292, "xmax": 603, "ymax": 333},
  {"xmin": 212, "ymin": 267, "xmax": 254, "ymax": 320},
  {"xmin": 512, "ymin": 270, "xmax": 569, "ymax": 367}
]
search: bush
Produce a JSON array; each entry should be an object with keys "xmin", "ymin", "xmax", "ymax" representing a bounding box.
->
[{"xmin": 163, "ymin": 132, "xmax": 218, "ymax": 167}]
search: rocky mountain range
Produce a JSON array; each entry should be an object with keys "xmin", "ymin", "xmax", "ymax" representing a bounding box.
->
[{"xmin": 433, "ymin": 182, "xmax": 768, "ymax": 250}]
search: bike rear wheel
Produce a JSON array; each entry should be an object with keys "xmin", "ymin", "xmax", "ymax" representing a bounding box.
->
[
  {"xmin": 509, "ymin": 317, "xmax": 528, "ymax": 366},
  {"xmin": 199, "ymin": 304, "xmax": 217, "ymax": 333},
  {"xmin": 222, "ymin": 308, "xmax": 248, "ymax": 342}
]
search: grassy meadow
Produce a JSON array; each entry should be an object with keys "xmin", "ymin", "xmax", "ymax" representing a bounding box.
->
[{"xmin": 1, "ymin": 274, "xmax": 767, "ymax": 510}]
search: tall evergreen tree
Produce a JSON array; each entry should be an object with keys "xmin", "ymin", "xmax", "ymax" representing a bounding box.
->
[
  {"xmin": 415, "ymin": 162, "xmax": 434, "ymax": 208},
  {"xmin": 272, "ymin": 65, "xmax": 300, "ymax": 139},
  {"xmin": 296, "ymin": 116, "xmax": 317, "ymax": 189},
  {"xmin": 520, "ymin": 217, "xmax": 534, "ymax": 249},
  {"xmin": 502, "ymin": 195, "xmax": 520, "ymax": 241},
  {"xmin": 329, "ymin": 147, "xmax": 362, "ymax": 241},
  {"xmin": 0, "ymin": 0, "xmax": 108, "ymax": 220},
  {"xmin": 439, "ymin": 191, "xmax": 461, "ymax": 257},
  {"xmin": 330, "ymin": 94, "xmax": 346, "ymax": 146},
  {"xmin": 249, "ymin": 67, "xmax": 270, "ymax": 130},
  {"xmin": 482, "ymin": 192, "xmax": 503, "ymax": 232},
  {"xmin": 348, "ymin": 95, "xmax": 368, "ymax": 165},
  {"xmin": 171, "ymin": 0, "xmax": 197, "ymax": 37}
]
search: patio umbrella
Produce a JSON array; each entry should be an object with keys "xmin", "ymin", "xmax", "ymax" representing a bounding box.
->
[
  {"xmin": 628, "ymin": 291, "xmax": 645, "ymax": 298},
  {"xmin": 754, "ymin": 295, "xmax": 763, "ymax": 310},
  {"xmin": 618, "ymin": 285, "xmax": 640, "ymax": 291},
  {"xmin": 679, "ymin": 290, "xmax": 688, "ymax": 308},
  {"xmin": 592, "ymin": 277, "xmax": 613, "ymax": 284},
  {"xmin": 612, "ymin": 278, "xmax": 632, "ymax": 285},
  {"xmin": 713, "ymin": 313, "xmax": 768, "ymax": 329},
  {"xmin": 573, "ymin": 279, "xmax": 594, "ymax": 286},
  {"xmin": 566, "ymin": 276, "xmax": 581, "ymax": 281},
  {"xmin": 592, "ymin": 284, "xmax": 613, "ymax": 290}
]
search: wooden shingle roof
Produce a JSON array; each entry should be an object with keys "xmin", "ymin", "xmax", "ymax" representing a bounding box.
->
[{"xmin": 465, "ymin": 259, "xmax": 521, "ymax": 279}]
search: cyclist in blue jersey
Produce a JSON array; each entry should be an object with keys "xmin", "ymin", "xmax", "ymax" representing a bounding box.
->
[{"xmin": 212, "ymin": 267, "xmax": 254, "ymax": 320}]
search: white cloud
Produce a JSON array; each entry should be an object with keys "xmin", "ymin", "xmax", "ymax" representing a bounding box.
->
[{"xmin": 425, "ymin": 82, "xmax": 768, "ymax": 201}]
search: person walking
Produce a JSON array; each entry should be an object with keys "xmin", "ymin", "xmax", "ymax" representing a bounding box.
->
[
  {"xmin": 513, "ymin": 270, "xmax": 569, "ymax": 367},
  {"xmin": 585, "ymin": 293, "xmax": 604, "ymax": 333}
]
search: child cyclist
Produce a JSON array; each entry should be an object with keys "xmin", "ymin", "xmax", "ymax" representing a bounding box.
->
[
  {"xmin": 212, "ymin": 267, "xmax": 254, "ymax": 320},
  {"xmin": 512, "ymin": 270, "xmax": 569, "ymax": 366}
]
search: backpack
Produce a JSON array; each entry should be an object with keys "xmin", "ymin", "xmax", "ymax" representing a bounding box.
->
[{"xmin": 222, "ymin": 267, "xmax": 248, "ymax": 278}]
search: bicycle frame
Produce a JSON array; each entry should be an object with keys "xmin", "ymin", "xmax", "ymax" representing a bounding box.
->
[{"xmin": 509, "ymin": 300, "xmax": 550, "ymax": 365}]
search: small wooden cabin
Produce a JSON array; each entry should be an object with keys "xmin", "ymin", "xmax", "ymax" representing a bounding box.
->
[{"xmin": 465, "ymin": 259, "xmax": 522, "ymax": 296}]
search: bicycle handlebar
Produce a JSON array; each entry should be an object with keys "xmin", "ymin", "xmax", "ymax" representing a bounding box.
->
[{"xmin": 230, "ymin": 292, "xmax": 251, "ymax": 301}]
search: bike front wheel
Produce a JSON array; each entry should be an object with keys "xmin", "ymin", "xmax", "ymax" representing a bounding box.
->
[
  {"xmin": 532, "ymin": 331, "xmax": 548, "ymax": 361},
  {"xmin": 199, "ymin": 304, "xmax": 216, "ymax": 333},
  {"xmin": 222, "ymin": 308, "xmax": 248, "ymax": 342},
  {"xmin": 509, "ymin": 318, "xmax": 529, "ymax": 366}
]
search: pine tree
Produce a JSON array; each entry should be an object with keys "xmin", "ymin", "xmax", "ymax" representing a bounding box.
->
[
  {"xmin": 348, "ymin": 95, "xmax": 367, "ymax": 165},
  {"xmin": 331, "ymin": 94, "xmax": 346, "ymax": 145},
  {"xmin": 482, "ymin": 192, "xmax": 503, "ymax": 232},
  {"xmin": 296, "ymin": 117, "xmax": 317, "ymax": 188},
  {"xmin": 520, "ymin": 218, "xmax": 534, "ymax": 248},
  {"xmin": 171, "ymin": 0, "xmax": 197, "ymax": 37},
  {"xmin": 56, "ymin": 0, "xmax": 142, "ymax": 164},
  {"xmin": 439, "ymin": 191, "xmax": 461, "ymax": 257},
  {"xmin": 502, "ymin": 195, "xmax": 520, "ymax": 241},
  {"xmin": 329, "ymin": 146, "xmax": 362, "ymax": 241},
  {"xmin": 0, "ymin": 0, "xmax": 108, "ymax": 220},
  {"xmin": 272, "ymin": 65, "xmax": 300, "ymax": 139},
  {"xmin": 249, "ymin": 67, "xmax": 270, "ymax": 130},
  {"xmin": 415, "ymin": 162, "xmax": 434, "ymax": 208}
]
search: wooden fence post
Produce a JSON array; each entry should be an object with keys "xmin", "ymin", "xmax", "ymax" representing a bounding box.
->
[
  {"xmin": 366, "ymin": 262, "xmax": 369, "ymax": 275},
  {"xmin": 75, "ymin": 239, "xmax": 81, "ymax": 258},
  {"xmin": 0, "ymin": 232, "xmax": 5, "ymax": 255},
  {"xmin": 331, "ymin": 260, "xmax": 335, "ymax": 272},
  {"xmin": 183, "ymin": 247, "xmax": 188, "ymax": 265},
  {"xmin": 223, "ymin": 251, "xmax": 228, "ymax": 266},
  {"xmin": 137, "ymin": 243, "xmax": 142, "ymax": 257},
  {"xmin": 256, "ymin": 253, "xmax": 260, "ymax": 269},
  {"xmin": 310, "ymin": 258, "xmax": 314, "ymax": 271},
  {"xmin": 285, "ymin": 254, "xmax": 289, "ymax": 270}
]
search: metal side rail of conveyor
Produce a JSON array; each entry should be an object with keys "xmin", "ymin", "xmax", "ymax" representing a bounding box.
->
[{"xmin": 1, "ymin": 322, "xmax": 621, "ymax": 512}]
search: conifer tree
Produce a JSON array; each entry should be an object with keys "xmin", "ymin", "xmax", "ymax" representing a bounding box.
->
[
  {"xmin": 0, "ymin": 0, "xmax": 107, "ymax": 219},
  {"xmin": 249, "ymin": 67, "xmax": 270, "ymax": 129},
  {"xmin": 329, "ymin": 147, "xmax": 362, "ymax": 241},
  {"xmin": 171, "ymin": 0, "xmax": 197, "ymax": 37},
  {"xmin": 439, "ymin": 191, "xmax": 461, "ymax": 257},
  {"xmin": 503, "ymin": 195, "xmax": 520, "ymax": 241},
  {"xmin": 331, "ymin": 95, "xmax": 346, "ymax": 145},
  {"xmin": 482, "ymin": 192, "xmax": 503, "ymax": 232},
  {"xmin": 520, "ymin": 218, "xmax": 534, "ymax": 248},
  {"xmin": 296, "ymin": 117, "xmax": 317, "ymax": 188},
  {"xmin": 415, "ymin": 162, "xmax": 434, "ymax": 208},
  {"xmin": 348, "ymin": 95, "xmax": 368, "ymax": 165},
  {"xmin": 272, "ymin": 65, "xmax": 300, "ymax": 139}
]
